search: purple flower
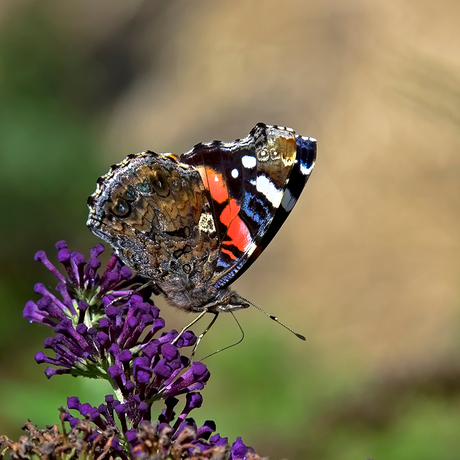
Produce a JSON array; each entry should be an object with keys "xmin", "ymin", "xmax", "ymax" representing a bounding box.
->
[
  {"xmin": 0, "ymin": 416, "xmax": 130, "ymax": 460},
  {"xmin": 64, "ymin": 396, "xmax": 261, "ymax": 459},
  {"xmin": 23, "ymin": 242, "xmax": 198, "ymax": 384},
  {"xmin": 31, "ymin": 241, "xmax": 135, "ymax": 307},
  {"xmin": 230, "ymin": 437, "xmax": 257, "ymax": 460},
  {"xmin": 24, "ymin": 241, "xmax": 137, "ymax": 335},
  {"xmin": 24, "ymin": 242, "xmax": 210, "ymax": 423},
  {"xmin": 22, "ymin": 242, "xmax": 264, "ymax": 459}
]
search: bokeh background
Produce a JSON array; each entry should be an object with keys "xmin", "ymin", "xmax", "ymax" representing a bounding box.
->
[{"xmin": 1, "ymin": 0, "xmax": 460, "ymax": 458}]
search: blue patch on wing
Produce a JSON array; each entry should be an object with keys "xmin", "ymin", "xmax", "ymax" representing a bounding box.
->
[{"xmin": 295, "ymin": 136, "xmax": 316, "ymax": 175}]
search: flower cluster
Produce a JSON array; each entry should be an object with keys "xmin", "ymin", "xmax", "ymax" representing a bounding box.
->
[
  {"xmin": 20, "ymin": 242, "xmax": 261, "ymax": 460},
  {"xmin": 63, "ymin": 394, "xmax": 255, "ymax": 459},
  {"xmin": 0, "ymin": 416, "xmax": 262, "ymax": 460}
]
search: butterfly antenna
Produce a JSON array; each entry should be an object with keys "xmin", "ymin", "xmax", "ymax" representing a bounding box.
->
[
  {"xmin": 199, "ymin": 311, "xmax": 245, "ymax": 361},
  {"xmin": 241, "ymin": 296, "xmax": 306, "ymax": 341}
]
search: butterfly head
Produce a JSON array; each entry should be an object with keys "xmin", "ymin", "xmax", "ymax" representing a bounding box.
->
[{"xmin": 200, "ymin": 289, "xmax": 251, "ymax": 313}]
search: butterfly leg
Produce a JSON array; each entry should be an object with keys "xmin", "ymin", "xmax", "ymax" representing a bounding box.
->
[
  {"xmin": 191, "ymin": 312, "xmax": 219, "ymax": 359},
  {"xmin": 107, "ymin": 280, "xmax": 156, "ymax": 308},
  {"xmin": 171, "ymin": 309, "xmax": 209, "ymax": 346}
]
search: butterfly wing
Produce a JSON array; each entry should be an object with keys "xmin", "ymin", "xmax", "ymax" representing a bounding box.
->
[
  {"xmin": 87, "ymin": 151, "xmax": 221, "ymax": 310},
  {"xmin": 180, "ymin": 123, "xmax": 316, "ymax": 292},
  {"xmin": 227, "ymin": 132, "xmax": 316, "ymax": 285}
]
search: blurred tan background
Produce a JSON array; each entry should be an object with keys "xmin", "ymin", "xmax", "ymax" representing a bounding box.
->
[{"xmin": 1, "ymin": 0, "xmax": 460, "ymax": 458}]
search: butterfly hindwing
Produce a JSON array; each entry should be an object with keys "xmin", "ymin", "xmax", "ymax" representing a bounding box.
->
[{"xmin": 87, "ymin": 152, "xmax": 219, "ymax": 291}]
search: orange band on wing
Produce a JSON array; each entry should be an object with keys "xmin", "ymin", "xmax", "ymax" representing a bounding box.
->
[
  {"xmin": 220, "ymin": 199, "xmax": 239, "ymax": 225},
  {"xmin": 221, "ymin": 247, "xmax": 237, "ymax": 260},
  {"xmin": 198, "ymin": 167, "xmax": 229, "ymax": 204},
  {"xmin": 220, "ymin": 199, "xmax": 251, "ymax": 253},
  {"xmin": 197, "ymin": 168, "xmax": 252, "ymax": 256}
]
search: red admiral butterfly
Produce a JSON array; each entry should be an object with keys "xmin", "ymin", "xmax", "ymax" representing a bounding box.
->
[{"xmin": 87, "ymin": 123, "xmax": 316, "ymax": 338}]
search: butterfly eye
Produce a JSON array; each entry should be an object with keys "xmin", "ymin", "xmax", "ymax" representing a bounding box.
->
[
  {"xmin": 112, "ymin": 197, "xmax": 131, "ymax": 217},
  {"xmin": 150, "ymin": 170, "xmax": 170, "ymax": 197}
]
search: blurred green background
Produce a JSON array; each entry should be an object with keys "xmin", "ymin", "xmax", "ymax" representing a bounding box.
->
[{"xmin": 1, "ymin": 1, "xmax": 460, "ymax": 459}]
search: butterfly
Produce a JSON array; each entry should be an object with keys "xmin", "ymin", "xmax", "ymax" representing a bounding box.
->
[{"xmin": 87, "ymin": 123, "xmax": 316, "ymax": 338}]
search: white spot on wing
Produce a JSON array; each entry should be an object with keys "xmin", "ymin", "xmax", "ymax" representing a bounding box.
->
[
  {"xmin": 251, "ymin": 175, "xmax": 282, "ymax": 207},
  {"xmin": 242, "ymin": 155, "xmax": 256, "ymax": 168},
  {"xmin": 198, "ymin": 212, "xmax": 216, "ymax": 234},
  {"xmin": 231, "ymin": 168, "xmax": 239, "ymax": 178},
  {"xmin": 300, "ymin": 161, "xmax": 314, "ymax": 176}
]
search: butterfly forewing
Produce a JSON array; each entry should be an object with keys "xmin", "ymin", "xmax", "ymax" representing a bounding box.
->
[
  {"xmin": 181, "ymin": 123, "xmax": 310, "ymax": 291},
  {"xmin": 227, "ymin": 134, "xmax": 316, "ymax": 285}
]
